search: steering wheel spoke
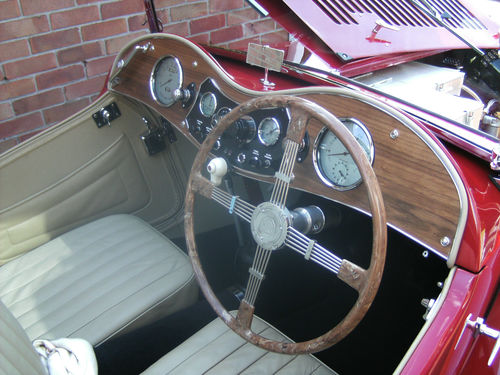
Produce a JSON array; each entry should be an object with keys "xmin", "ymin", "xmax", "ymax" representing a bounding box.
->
[
  {"xmin": 192, "ymin": 173, "xmax": 255, "ymax": 223},
  {"xmin": 285, "ymin": 227, "xmax": 343, "ymax": 274}
]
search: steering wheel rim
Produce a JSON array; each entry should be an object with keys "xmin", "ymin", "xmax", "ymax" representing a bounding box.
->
[{"xmin": 185, "ymin": 95, "xmax": 387, "ymax": 354}]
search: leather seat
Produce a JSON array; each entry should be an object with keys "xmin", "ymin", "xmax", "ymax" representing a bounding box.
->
[
  {"xmin": 143, "ymin": 313, "xmax": 337, "ymax": 375},
  {"xmin": 0, "ymin": 297, "xmax": 336, "ymax": 375},
  {"xmin": 0, "ymin": 214, "xmax": 197, "ymax": 345}
]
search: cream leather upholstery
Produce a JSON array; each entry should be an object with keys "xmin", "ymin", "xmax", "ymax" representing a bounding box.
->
[
  {"xmin": 0, "ymin": 214, "xmax": 197, "ymax": 345},
  {"xmin": 0, "ymin": 300, "xmax": 46, "ymax": 375},
  {"xmin": 143, "ymin": 313, "xmax": 337, "ymax": 375}
]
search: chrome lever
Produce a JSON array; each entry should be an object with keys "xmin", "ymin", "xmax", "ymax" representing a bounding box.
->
[{"xmin": 456, "ymin": 313, "xmax": 500, "ymax": 366}]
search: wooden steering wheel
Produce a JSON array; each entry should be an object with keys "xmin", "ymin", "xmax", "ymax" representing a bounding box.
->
[{"xmin": 185, "ymin": 95, "xmax": 387, "ymax": 354}]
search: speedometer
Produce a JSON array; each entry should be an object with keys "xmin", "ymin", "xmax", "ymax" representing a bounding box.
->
[
  {"xmin": 313, "ymin": 118, "xmax": 374, "ymax": 190},
  {"xmin": 150, "ymin": 56, "xmax": 183, "ymax": 106}
]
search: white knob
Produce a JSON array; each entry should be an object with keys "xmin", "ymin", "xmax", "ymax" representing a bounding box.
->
[{"xmin": 207, "ymin": 157, "xmax": 228, "ymax": 186}]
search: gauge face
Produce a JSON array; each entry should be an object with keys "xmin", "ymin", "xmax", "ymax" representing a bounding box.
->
[
  {"xmin": 314, "ymin": 118, "xmax": 374, "ymax": 190},
  {"xmin": 150, "ymin": 56, "xmax": 182, "ymax": 106},
  {"xmin": 258, "ymin": 117, "xmax": 280, "ymax": 146},
  {"xmin": 199, "ymin": 92, "xmax": 217, "ymax": 117}
]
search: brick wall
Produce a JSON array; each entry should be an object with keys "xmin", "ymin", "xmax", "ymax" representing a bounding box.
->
[{"xmin": 0, "ymin": 0, "xmax": 288, "ymax": 153}]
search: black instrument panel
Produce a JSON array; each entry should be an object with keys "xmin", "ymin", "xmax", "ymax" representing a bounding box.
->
[{"xmin": 185, "ymin": 79, "xmax": 308, "ymax": 176}]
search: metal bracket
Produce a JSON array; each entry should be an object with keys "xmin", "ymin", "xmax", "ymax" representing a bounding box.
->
[
  {"xmin": 490, "ymin": 145, "xmax": 500, "ymax": 171},
  {"xmin": 93, "ymin": 102, "xmax": 120, "ymax": 128},
  {"xmin": 456, "ymin": 313, "xmax": 500, "ymax": 366}
]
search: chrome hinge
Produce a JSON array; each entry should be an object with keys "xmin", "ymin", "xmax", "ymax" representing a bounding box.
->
[{"xmin": 456, "ymin": 313, "xmax": 500, "ymax": 366}]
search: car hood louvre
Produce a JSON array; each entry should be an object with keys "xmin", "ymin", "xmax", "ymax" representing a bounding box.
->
[{"xmin": 281, "ymin": 0, "xmax": 498, "ymax": 59}]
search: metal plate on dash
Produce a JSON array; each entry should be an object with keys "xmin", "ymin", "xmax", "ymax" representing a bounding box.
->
[{"xmin": 246, "ymin": 43, "xmax": 284, "ymax": 72}]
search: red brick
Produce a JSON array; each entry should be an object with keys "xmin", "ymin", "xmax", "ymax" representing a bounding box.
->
[
  {"xmin": 0, "ymin": 0, "xmax": 20, "ymax": 21},
  {"xmin": 0, "ymin": 39, "xmax": 30, "ymax": 62},
  {"xmin": 36, "ymin": 65, "xmax": 85, "ymax": 90},
  {"xmin": 0, "ymin": 103, "xmax": 14, "ymax": 121},
  {"xmin": 101, "ymin": 0, "xmax": 144, "ymax": 20},
  {"xmin": 81, "ymin": 19, "xmax": 128, "ymax": 41},
  {"xmin": 12, "ymin": 88, "xmax": 64, "ymax": 115},
  {"xmin": 0, "ymin": 139, "xmax": 18, "ymax": 154},
  {"xmin": 0, "ymin": 112, "xmax": 44, "ymax": 139},
  {"xmin": 0, "ymin": 78, "xmax": 36, "ymax": 101},
  {"xmin": 57, "ymin": 42, "xmax": 102, "ymax": 66},
  {"xmin": 0, "ymin": 16, "xmax": 49, "ymax": 43},
  {"xmin": 154, "ymin": 0, "xmax": 184, "ymax": 10},
  {"xmin": 171, "ymin": 3, "xmax": 207, "ymax": 22},
  {"xmin": 209, "ymin": 0, "xmax": 244, "ymax": 13},
  {"xmin": 50, "ymin": 6, "xmax": 100, "ymax": 29},
  {"xmin": 105, "ymin": 31, "xmax": 148, "ymax": 54},
  {"xmin": 30, "ymin": 28, "xmax": 81, "ymax": 54},
  {"xmin": 86, "ymin": 55, "xmax": 115, "ymax": 77},
  {"xmin": 228, "ymin": 8, "xmax": 260, "ymax": 25},
  {"xmin": 243, "ymin": 19, "xmax": 276, "ymax": 37},
  {"xmin": 163, "ymin": 21, "xmax": 189, "ymax": 36},
  {"xmin": 43, "ymin": 98, "xmax": 90, "ymax": 124},
  {"xmin": 77, "ymin": 0, "xmax": 100, "ymax": 4},
  {"xmin": 20, "ymin": 0, "xmax": 73, "ymax": 16},
  {"xmin": 189, "ymin": 33, "xmax": 209, "ymax": 45},
  {"xmin": 18, "ymin": 129, "xmax": 45, "ymax": 143},
  {"xmin": 210, "ymin": 25, "xmax": 243, "ymax": 44},
  {"xmin": 190, "ymin": 14, "xmax": 225, "ymax": 34},
  {"xmin": 128, "ymin": 14, "xmax": 149, "ymax": 32},
  {"xmin": 64, "ymin": 76, "xmax": 105, "ymax": 100},
  {"xmin": 3, "ymin": 53, "xmax": 57, "ymax": 80}
]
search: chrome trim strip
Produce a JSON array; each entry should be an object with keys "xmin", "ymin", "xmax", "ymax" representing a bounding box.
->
[{"xmin": 109, "ymin": 34, "xmax": 468, "ymax": 265}]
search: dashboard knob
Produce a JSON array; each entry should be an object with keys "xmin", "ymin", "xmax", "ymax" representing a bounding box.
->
[
  {"xmin": 234, "ymin": 116, "xmax": 257, "ymax": 143},
  {"xmin": 249, "ymin": 156, "xmax": 262, "ymax": 168}
]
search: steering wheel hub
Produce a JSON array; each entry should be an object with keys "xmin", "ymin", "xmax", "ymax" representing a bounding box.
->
[{"xmin": 250, "ymin": 202, "xmax": 291, "ymax": 250}]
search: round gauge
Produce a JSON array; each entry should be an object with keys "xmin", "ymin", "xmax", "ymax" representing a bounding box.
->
[
  {"xmin": 150, "ymin": 56, "xmax": 183, "ymax": 106},
  {"xmin": 199, "ymin": 92, "xmax": 217, "ymax": 117},
  {"xmin": 258, "ymin": 117, "xmax": 280, "ymax": 146},
  {"xmin": 314, "ymin": 118, "xmax": 374, "ymax": 190}
]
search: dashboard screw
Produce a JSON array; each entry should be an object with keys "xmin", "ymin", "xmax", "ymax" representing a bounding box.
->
[
  {"xmin": 192, "ymin": 61, "xmax": 198, "ymax": 68},
  {"xmin": 390, "ymin": 129, "xmax": 399, "ymax": 139},
  {"xmin": 440, "ymin": 236, "xmax": 450, "ymax": 247}
]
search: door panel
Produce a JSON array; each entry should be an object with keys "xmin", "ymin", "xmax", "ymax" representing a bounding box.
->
[{"xmin": 0, "ymin": 93, "xmax": 187, "ymax": 263}]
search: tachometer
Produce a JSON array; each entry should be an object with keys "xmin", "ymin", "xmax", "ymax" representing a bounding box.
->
[
  {"xmin": 314, "ymin": 118, "xmax": 374, "ymax": 190},
  {"xmin": 150, "ymin": 56, "xmax": 183, "ymax": 106}
]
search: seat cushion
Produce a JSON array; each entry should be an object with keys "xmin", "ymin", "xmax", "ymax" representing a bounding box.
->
[
  {"xmin": 0, "ymin": 214, "xmax": 197, "ymax": 346},
  {"xmin": 143, "ymin": 313, "xmax": 338, "ymax": 375}
]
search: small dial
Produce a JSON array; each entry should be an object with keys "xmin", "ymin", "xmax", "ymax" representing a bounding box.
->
[
  {"xmin": 314, "ymin": 118, "xmax": 374, "ymax": 190},
  {"xmin": 210, "ymin": 107, "xmax": 231, "ymax": 129},
  {"xmin": 199, "ymin": 92, "xmax": 217, "ymax": 117},
  {"xmin": 258, "ymin": 117, "xmax": 280, "ymax": 146},
  {"xmin": 150, "ymin": 56, "xmax": 183, "ymax": 106}
]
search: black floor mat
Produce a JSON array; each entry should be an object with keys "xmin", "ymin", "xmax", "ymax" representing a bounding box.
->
[{"xmin": 95, "ymin": 290, "xmax": 239, "ymax": 375}]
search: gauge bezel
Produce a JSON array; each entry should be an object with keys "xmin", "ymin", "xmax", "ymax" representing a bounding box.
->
[
  {"xmin": 313, "ymin": 117, "xmax": 375, "ymax": 191},
  {"xmin": 257, "ymin": 117, "xmax": 281, "ymax": 146},
  {"xmin": 199, "ymin": 92, "xmax": 217, "ymax": 117},
  {"xmin": 149, "ymin": 55, "xmax": 183, "ymax": 107}
]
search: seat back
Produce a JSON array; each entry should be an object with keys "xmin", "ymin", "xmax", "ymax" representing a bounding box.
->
[{"xmin": 0, "ymin": 299, "xmax": 46, "ymax": 375}]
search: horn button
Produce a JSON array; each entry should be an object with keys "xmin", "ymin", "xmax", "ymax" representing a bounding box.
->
[{"xmin": 250, "ymin": 202, "xmax": 291, "ymax": 250}]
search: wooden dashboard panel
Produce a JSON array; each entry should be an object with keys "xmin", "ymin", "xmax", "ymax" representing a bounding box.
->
[{"xmin": 109, "ymin": 34, "xmax": 466, "ymax": 261}]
